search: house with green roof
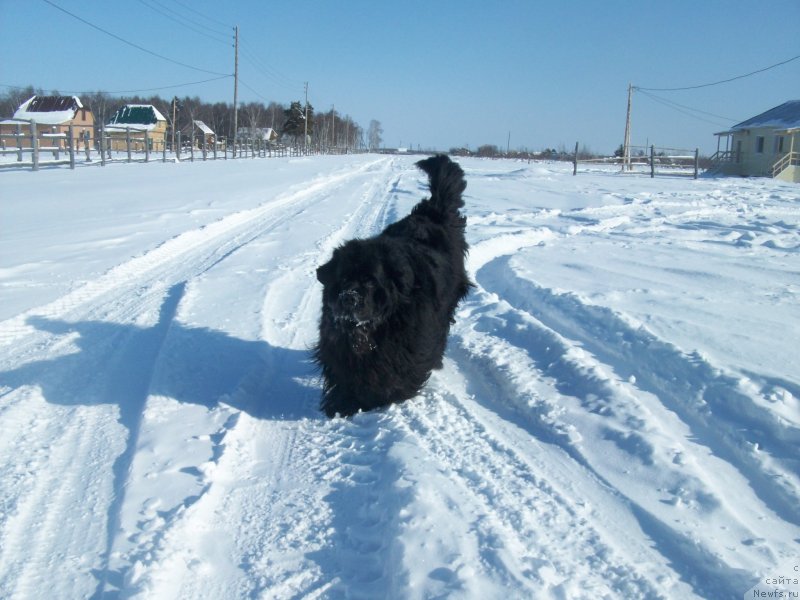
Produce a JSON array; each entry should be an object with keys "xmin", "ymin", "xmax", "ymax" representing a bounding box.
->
[
  {"xmin": 105, "ymin": 104, "xmax": 167, "ymax": 151},
  {"xmin": 713, "ymin": 100, "xmax": 800, "ymax": 182}
]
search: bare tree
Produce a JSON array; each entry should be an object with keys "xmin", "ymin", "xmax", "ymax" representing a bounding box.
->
[
  {"xmin": 242, "ymin": 101, "xmax": 265, "ymax": 132},
  {"xmin": 368, "ymin": 119, "xmax": 383, "ymax": 151},
  {"xmin": 266, "ymin": 102, "xmax": 283, "ymax": 130},
  {"xmin": 0, "ymin": 85, "xmax": 40, "ymax": 117},
  {"xmin": 84, "ymin": 91, "xmax": 112, "ymax": 135},
  {"xmin": 208, "ymin": 102, "xmax": 230, "ymax": 138}
]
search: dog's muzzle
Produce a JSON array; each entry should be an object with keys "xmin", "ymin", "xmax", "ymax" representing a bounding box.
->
[
  {"xmin": 333, "ymin": 289, "xmax": 371, "ymax": 327},
  {"xmin": 338, "ymin": 289, "xmax": 361, "ymax": 311}
]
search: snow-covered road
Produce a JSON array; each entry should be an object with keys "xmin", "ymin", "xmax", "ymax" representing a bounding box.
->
[{"xmin": 1, "ymin": 155, "xmax": 798, "ymax": 599}]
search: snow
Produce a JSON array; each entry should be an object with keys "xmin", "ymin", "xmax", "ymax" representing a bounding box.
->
[{"xmin": 0, "ymin": 155, "xmax": 798, "ymax": 599}]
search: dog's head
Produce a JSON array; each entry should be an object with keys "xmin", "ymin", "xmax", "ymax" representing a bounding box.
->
[{"xmin": 317, "ymin": 239, "xmax": 413, "ymax": 336}]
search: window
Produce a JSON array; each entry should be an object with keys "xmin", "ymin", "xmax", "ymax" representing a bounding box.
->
[
  {"xmin": 756, "ymin": 136, "xmax": 765, "ymax": 153},
  {"xmin": 774, "ymin": 136, "xmax": 785, "ymax": 154}
]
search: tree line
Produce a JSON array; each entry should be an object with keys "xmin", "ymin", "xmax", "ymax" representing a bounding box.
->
[
  {"xmin": 1, "ymin": 85, "xmax": 383, "ymax": 151},
  {"xmin": 450, "ymin": 143, "xmax": 598, "ymax": 160}
]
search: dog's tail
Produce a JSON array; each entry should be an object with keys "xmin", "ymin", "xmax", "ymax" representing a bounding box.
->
[{"xmin": 416, "ymin": 154, "xmax": 466, "ymax": 215}]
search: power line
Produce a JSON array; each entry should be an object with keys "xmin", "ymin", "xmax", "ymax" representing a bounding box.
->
[
  {"xmin": 636, "ymin": 89, "xmax": 739, "ymax": 126},
  {"xmin": 637, "ymin": 52, "xmax": 800, "ymax": 91},
  {"xmin": 238, "ymin": 79, "xmax": 275, "ymax": 103},
  {"xmin": 136, "ymin": 0, "xmax": 231, "ymax": 45},
  {"xmin": 41, "ymin": 0, "xmax": 230, "ymax": 77},
  {"xmin": 171, "ymin": 0, "xmax": 233, "ymax": 31},
  {"xmin": 239, "ymin": 41, "xmax": 303, "ymax": 89},
  {"xmin": 152, "ymin": 0, "xmax": 231, "ymax": 36},
  {"xmin": 239, "ymin": 51, "xmax": 302, "ymax": 95},
  {"xmin": 1, "ymin": 76, "xmax": 232, "ymax": 96}
]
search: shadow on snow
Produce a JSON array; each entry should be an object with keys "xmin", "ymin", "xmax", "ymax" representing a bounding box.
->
[{"xmin": 0, "ymin": 282, "xmax": 323, "ymax": 598}]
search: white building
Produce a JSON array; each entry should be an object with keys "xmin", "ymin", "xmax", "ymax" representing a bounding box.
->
[{"xmin": 714, "ymin": 100, "xmax": 800, "ymax": 182}]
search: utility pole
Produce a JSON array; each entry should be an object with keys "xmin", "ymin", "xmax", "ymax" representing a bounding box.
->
[
  {"xmin": 233, "ymin": 25, "xmax": 239, "ymax": 157},
  {"xmin": 331, "ymin": 104, "xmax": 335, "ymax": 149},
  {"xmin": 304, "ymin": 82, "xmax": 309, "ymax": 154},
  {"xmin": 171, "ymin": 96, "xmax": 177, "ymax": 154},
  {"xmin": 622, "ymin": 83, "xmax": 633, "ymax": 171}
]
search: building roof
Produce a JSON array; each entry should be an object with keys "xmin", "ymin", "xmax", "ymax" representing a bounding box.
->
[
  {"xmin": 106, "ymin": 104, "xmax": 166, "ymax": 131},
  {"xmin": 237, "ymin": 127, "xmax": 277, "ymax": 139},
  {"xmin": 193, "ymin": 120, "xmax": 214, "ymax": 135},
  {"xmin": 12, "ymin": 95, "xmax": 85, "ymax": 125},
  {"xmin": 730, "ymin": 100, "xmax": 800, "ymax": 132}
]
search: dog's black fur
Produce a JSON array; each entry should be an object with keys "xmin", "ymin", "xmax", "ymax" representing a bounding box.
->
[{"xmin": 314, "ymin": 155, "xmax": 473, "ymax": 417}]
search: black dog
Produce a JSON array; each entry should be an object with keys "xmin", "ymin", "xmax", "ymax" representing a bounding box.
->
[{"xmin": 314, "ymin": 155, "xmax": 473, "ymax": 417}]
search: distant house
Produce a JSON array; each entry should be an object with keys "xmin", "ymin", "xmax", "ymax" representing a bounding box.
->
[
  {"xmin": 0, "ymin": 95, "xmax": 94, "ymax": 149},
  {"xmin": 105, "ymin": 104, "xmax": 167, "ymax": 151},
  {"xmin": 191, "ymin": 120, "xmax": 216, "ymax": 148},
  {"xmin": 714, "ymin": 100, "xmax": 800, "ymax": 182},
  {"xmin": 237, "ymin": 127, "xmax": 278, "ymax": 142}
]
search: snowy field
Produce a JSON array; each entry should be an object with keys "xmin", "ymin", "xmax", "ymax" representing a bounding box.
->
[{"xmin": 0, "ymin": 155, "xmax": 798, "ymax": 599}]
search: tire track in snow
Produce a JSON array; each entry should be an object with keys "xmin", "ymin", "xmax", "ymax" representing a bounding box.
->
[
  {"xmin": 0, "ymin": 281, "xmax": 187, "ymax": 600},
  {"xmin": 91, "ymin": 281, "xmax": 186, "ymax": 598},
  {"xmin": 296, "ymin": 412, "xmax": 408, "ymax": 600},
  {"xmin": 106, "ymin": 158, "xmax": 412, "ymax": 597},
  {"xmin": 0, "ymin": 157, "xmax": 398, "ymax": 599},
  {"xmin": 0, "ymin": 157, "xmax": 390, "ymax": 351},
  {"xmin": 449, "ymin": 251, "xmax": 796, "ymax": 597},
  {"xmin": 428, "ymin": 199, "xmax": 780, "ymax": 597},
  {"xmin": 449, "ymin": 301, "xmax": 746, "ymax": 598},
  {"xmin": 396, "ymin": 365, "xmax": 679, "ymax": 598},
  {"xmin": 212, "ymin": 158, "xmax": 411, "ymax": 597},
  {"xmin": 0, "ymin": 405, "xmax": 111, "ymax": 599},
  {"xmin": 481, "ymin": 255, "xmax": 800, "ymax": 527},
  {"xmin": 113, "ymin": 160, "xmax": 400, "ymax": 595},
  {"xmin": 228, "ymin": 158, "xmax": 418, "ymax": 598},
  {"xmin": 239, "ymin": 164, "xmax": 682, "ymax": 597},
  {"xmin": 261, "ymin": 159, "xmax": 405, "ymax": 354}
]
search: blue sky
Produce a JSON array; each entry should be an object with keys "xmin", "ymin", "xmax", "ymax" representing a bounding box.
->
[{"xmin": 1, "ymin": 0, "xmax": 798, "ymax": 154}]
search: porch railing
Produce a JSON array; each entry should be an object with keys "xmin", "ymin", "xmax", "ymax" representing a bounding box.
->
[
  {"xmin": 771, "ymin": 151, "xmax": 800, "ymax": 178},
  {"xmin": 707, "ymin": 149, "xmax": 735, "ymax": 173}
]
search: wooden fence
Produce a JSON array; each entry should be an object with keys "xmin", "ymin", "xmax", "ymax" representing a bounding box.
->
[
  {"xmin": 0, "ymin": 120, "xmax": 330, "ymax": 171},
  {"xmin": 571, "ymin": 143, "xmax": 701, "ymax": 178},
  {"xmin": 0, "ymin": 121, "xmax": 93, "ymax": 170}
]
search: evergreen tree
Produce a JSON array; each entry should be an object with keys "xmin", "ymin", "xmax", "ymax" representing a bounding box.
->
[{"xmin": 282, "ymin": 101, "xmax": 306, "ymax": 143}]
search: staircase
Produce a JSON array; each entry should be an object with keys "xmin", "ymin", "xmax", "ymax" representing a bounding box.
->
[
  {"xmin": 706, "ymin": 150, "xmax": 734, "ymax": 175},
  {"xmin": 770, "ymin": 151, "xmax": 799, "ymax": 179}
]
